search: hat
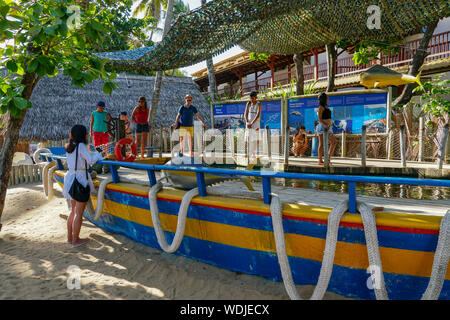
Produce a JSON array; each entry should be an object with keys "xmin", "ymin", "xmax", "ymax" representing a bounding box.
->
[
  {"xmin": 97, "ymin": 101, "xmax": 105, "ymax": 108},
  {"xmin": 120, "ymin": 111, "xmax": 127, "ymax": 116}
]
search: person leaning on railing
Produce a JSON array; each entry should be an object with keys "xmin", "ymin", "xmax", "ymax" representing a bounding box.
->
[{"xmin": 316, "ymin": 92, "xmax": 337, "ymax": 166}]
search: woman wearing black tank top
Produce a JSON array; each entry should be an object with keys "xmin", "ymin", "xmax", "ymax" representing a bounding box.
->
[{"xmin": 317, "ymin": 93, "xmax": 337, "ymax": 166}]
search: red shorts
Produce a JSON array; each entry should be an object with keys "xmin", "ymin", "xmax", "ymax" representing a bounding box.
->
[{"xmin": 93, "ymin": 132, "xmax": 109, "ymax": 147}]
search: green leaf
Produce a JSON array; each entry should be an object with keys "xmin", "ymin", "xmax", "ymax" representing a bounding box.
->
[
  {"xmin": 6, "ymin": 59, "xmax": 18, "ymax": 73},
  {"xmin": 13, "ymin": 97, "xmax": 29, "ymax": 110},
  {"xmin": 0, "ymin": 5, "xmax": 9, "ymax": 17},
  {"xmin": 27, "ymin": 59, "xmax": 39, "ymax": 73}
]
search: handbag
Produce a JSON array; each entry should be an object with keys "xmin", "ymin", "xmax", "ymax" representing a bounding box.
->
[{"xmin": 69, "ymin": 144, "xmax": 91, "ymax": 203}]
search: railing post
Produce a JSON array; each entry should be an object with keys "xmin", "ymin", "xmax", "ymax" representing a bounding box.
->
[
  {"xmin": 196, "ymin": 172, "xmax": 207, "ymax": 196},
  {"xmin": 170, "ymin": 127, "xmax": 174, "ymax": 158},
  {"xmin": 262, "ymin": 177, "xmax": 271, "ymax": 205},
  {"xmin": 341, "ymin": 131, "xmax": 346, "ymax": 158},
  {"xmin": 56, "ymin": 159, "xmax": 64, "ymax": 170},
  {"xmin": 348, "ymin": 182, "xmax": 357, "ymax": 213},
  {"xmin": 265, "ymin": 125, "xmax": 272, "ymax": 160},
  {"xmin": 324, "ymin": 127, "xmax": 329, "ymax": 167},
  {"xmin": 387, "ymin": 129, "xmax": 394, "ymax": 160},
  {"xmin": 110, "ymin": 165, "xmax": 120, "ymax": 183},
  {"xmin": 361, "ymin": 125, "xmax": 367, "ymax": 167},
  {"xmin": 147, "ymin": 169, "xmax": 157, "ymax": 187},
  {"xmin": 159, "ymin": 125, "xmax": 163, "ymax": 158},
  {"xmin": 399, "ymin": 125, "xmax": 406, "ymax": 168},
  {"xmin": 418, "ymin": 117, "xmax": 424, "ymax": 162},
  {"xmin": 437, "ymin": 124, "xmax": 449, "ymax": 170}
]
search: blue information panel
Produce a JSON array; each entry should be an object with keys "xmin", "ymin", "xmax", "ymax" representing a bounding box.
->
[
  {"xmin": 287, "ymin": 92, "xmax": 388, "ymax": 135},
  {"xmin": 213, "ymin": 100, "xmax": 282, "ymax": 135}
]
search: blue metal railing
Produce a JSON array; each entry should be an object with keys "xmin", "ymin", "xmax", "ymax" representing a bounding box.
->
[{"xmin": 41, "ymin": 153, "xmax": 450, "ymax": 214}]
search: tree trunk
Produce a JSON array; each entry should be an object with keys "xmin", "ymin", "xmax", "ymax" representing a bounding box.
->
[
  {"xmin": 392, "ymin": 20, "xmax": 438, "ymax": 107},
  {"xmin": 293, "ymin": 53, "xmax": 304, "ymax": 96},
  {"xmin": 326, "ymin": 43, "xmax": 337, "ymax": 92},
  {"xmin": 148, "ymin": 0, "xmax": 175, "ymax": 144},
  {"xmin": 0, "ymin": 72, "xmax": 38, "ymax": 231},
  {"xmin": 202, "ymin": 0, "xmax": 216, "ymax": 103},
  {"xmin": 206, "ymin": 57, "xmax": 216, "ymax": 102}
]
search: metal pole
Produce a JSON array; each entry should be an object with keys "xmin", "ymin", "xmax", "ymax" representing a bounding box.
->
[
  {"xmin": 265, "ymin": 125, "xmax": 272, "ymax": 160},
  {"xmin": 418, "ymin": 117, "xmax": 424, "ymax": 162},
  {"xmin": 159, "ymin": 125, "xmax": 163, "ymax": 158},
  {"xmin": 361, "ymin": 125, "xmax": 367, "ymax": 167},
  {"xmin": 437, "ymin": 124, "xmax": 449, "ymax": 170},
  {"xmin": 387, "ymin": 129, "xmax": 394, "ymax": 160},
  {"xmin": 341, "ymin": 131, "xmax": 346, "ymax": 158},
  {"xmin": 400, "ymin": 125, "xmax": 406, "ymax": 168},
  {"xmin": 324, "ymin": 127, "xmax": 329, "ymax": 167}
]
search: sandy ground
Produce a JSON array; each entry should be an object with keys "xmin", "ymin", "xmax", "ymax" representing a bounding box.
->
[{"xmin": 0, "ymin": 182, "xmax": 349, "ymax": 300}]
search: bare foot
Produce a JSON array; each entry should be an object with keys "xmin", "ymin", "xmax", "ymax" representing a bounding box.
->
[
  {"xmin": 72, "ymin": 238, "xmax": 89, "ymax": 248},
  {"xmin": 318, "ymin": 161, "xmax": 325, "ymax": 166}
]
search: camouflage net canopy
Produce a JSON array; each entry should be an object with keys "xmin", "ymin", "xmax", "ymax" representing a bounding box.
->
[{"xmin": 96, "ymin": 0, "xmax": 450, "ymax": 72}]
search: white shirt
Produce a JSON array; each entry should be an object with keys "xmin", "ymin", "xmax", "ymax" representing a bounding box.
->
[
  {"xmin": 62, "ymin": 142, "xmax": 104, "ymax": 201},
  {"xmin": 247, "ymin": 102, "xmax": 261, "ymax": 129}
]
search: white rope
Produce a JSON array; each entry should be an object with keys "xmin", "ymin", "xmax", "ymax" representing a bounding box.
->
[
  {"xmin": 84, "ymin": 177, "xmax": 114, "ymax": 220},
  {"xmin": 148, "ymin": 182, "xmax": 199, "ymax": 253},
  {"xmin": 271, "ymin": 195, "xmax": 450, "ymax": 300},
  {"xmin": 422, "ymin": 210, "xmax": 450, "ymax": 300},
  {"xmin": 357, "ymin": 201, "xmax": 389, "ymax": 300},
  {"xmin": 42, "ymin": 161, "xmax": 57, "ymax": 201},
  {"xmin": 33, "ymin": 148, "xmax": 51, "ymax": 164},
  {"xmin": 270, "ymin": 194, "xmax": 348, "ymax": 300}
]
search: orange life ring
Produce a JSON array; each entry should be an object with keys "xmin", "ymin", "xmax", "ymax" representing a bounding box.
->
[{"xmin": 115, "ymin": 138, "xmax": 137, "ymax": 162}]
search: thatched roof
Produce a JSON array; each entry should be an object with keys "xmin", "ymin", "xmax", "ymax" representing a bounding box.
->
[
  {"xmin": 19, "ymin": 73, "xmax": 210, "ymax": 141},
  {"xmin": 97, "ymin": 0, "xmax": 449, "ymax": 72}
]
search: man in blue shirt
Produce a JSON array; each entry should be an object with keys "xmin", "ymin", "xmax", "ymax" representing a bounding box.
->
[{"xmin": 173, "ymin": 94, "xmax": 207, "ymax": 156}]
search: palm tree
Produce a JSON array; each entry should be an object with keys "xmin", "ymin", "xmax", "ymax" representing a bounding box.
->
[
  {"xmin": 147, "ymin": 0, "xmax": 174, "ymax": 140},
  {"xmin": 133, "ymin": 0, "xmax": 167, "ymax": 20},
  {"xmin": 201, "ymin": 0, "xmax": 217, "ymax": 104}
]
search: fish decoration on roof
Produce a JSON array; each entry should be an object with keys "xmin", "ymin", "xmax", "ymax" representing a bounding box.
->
[{"xmin": 360, "ymin": 65, "xmax": 422, "ymax": 88}]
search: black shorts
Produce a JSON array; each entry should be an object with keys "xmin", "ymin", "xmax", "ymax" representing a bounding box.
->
[{"xmin": 136, "ymin": 123, "xmax": 149, "ymax": 133}]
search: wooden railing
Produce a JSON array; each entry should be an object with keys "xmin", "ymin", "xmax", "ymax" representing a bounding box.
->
[
  {"xmin": 8, "ymin": 164, "xmax": 42, "ymax": 187},
  {"xmin": 213, "ymin": 31, "xmax": 449, "ymax": 96}
]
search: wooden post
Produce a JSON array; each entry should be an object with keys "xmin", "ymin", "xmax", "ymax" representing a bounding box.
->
[
  {"xmin": 265, "ymin": 125, "xmax": 272, "ymax": 160},
  {"xmin": 387, "ymin": 129, "xmax": 394, "ymax": 160},
  {"xmin": 399, "ymin": 125, "xmax": 406, "ymax": 168},
  {"xmin": 314, "ymin": 49, "xmax": 319, "ymax": 81},
  {"xmin": 341, "ymin": 131, "xmax": 346, "ymax": 157},
  {"xmin": 270, "ymin": 55, "xmax": 275, "ymax": 90},
  {"xmin": 437, "ymin": 124, "xmax": 449, "ymax": 170},
  {"xmin": 159, "ymin": 125, "xmax": 163, "ymax": 158},
  {"xmin": 324, "ymin": 127, "xmax": 329, "ymax": 167},
  {"xmin": 284, "ymin": 99, "xmax": 290, "ymax": 165},
  {"xmin": 418, "ymin": 117, "xmax": 424, "ymax": 162},
  {"xmin": 170, "ymin": 127, "xmax": 174, "ymax": 157},
  {"xmin": 9, "ymin": 167, "xmax": 14, "ymax": 186},
  {"xmin": 361, "ymin": 125, "xmax": 367, "ymax": 167}
]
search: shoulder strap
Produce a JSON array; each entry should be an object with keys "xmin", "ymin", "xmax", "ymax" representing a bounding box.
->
[
  {"xmin": 75, "ymin": 143, "xmax": 78, "ymax": 170},
  {"xmin": 75, "ymin": 144, "xmax": 89, "ymax": 180}
]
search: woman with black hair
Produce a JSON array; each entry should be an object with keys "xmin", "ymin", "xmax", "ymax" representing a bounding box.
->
[
  {"xmin": 63, "ymin": 124, "xmax": 104, "ymax": 248},
  {"xmin": 317, "ymin": 92, "xmax": 337, "ymax": 165}
]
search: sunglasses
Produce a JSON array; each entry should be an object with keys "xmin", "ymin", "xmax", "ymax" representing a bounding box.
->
[{"xmin": 186, "ymin": 99, "xmax": 192, "ymax": 102}]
